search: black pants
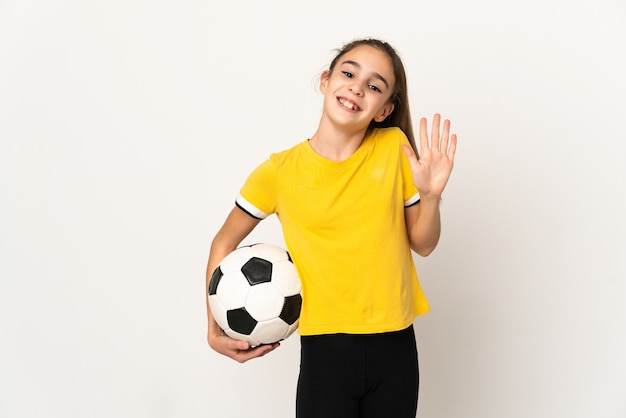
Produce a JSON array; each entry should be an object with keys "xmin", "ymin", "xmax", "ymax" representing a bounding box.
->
[{"xmin": 296, "ymin": 325, "xmax": 419, "ymax": 418}]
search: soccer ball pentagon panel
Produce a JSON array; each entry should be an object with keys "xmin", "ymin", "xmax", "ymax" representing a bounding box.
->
[{"xmin": 208, "ymin": 243, "xmax": 302, "ymax": 347}]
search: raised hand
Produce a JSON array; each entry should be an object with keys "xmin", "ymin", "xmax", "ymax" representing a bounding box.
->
[{"xmin": 402, "ymin": 114, "xmax": 457, "ymax": 199}]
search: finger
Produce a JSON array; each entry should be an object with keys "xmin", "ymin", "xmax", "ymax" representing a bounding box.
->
[
  {"xmin": 419, "ymin": 117, "xmax": 428, "ymax": 153},
  {"xmin": 228, "ymin": 339, "xmax": 251, "ymax": 351},
  {"xmin": 431, "ymin": 114, "xmax": 441, "ymax": 150},
  {"xmin": 254, "ymin": 342, "xmax": 280, "ymax": 356},
  {"xmin": 402, "ymin": 143, "xmax": 418, "ymax": 164},
  {"xmin": 235, "ymin": 342, "xmax": 280, "ymax": 363},
  {"xmin": 448, "ymin": 133, "xmax": 458, "ymax": 162},
  {"xmin": 441, "ymin": 119, "xmax": 451, "ymax": 155}
]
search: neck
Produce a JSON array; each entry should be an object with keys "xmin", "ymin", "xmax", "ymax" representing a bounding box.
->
[{"xmin": 309, "ymin": 120, "xmax": 369, "ymax": 162}]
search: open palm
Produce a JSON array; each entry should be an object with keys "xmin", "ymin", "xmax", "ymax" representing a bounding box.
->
[{"xmin": 403, "ymin": 114, "xmax": 457, "ymax": 198}]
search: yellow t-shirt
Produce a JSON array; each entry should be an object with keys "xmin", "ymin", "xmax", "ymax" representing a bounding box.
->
[{"xmin": 237, "ymin": 127, "xmax": 430, "ymax": 335}]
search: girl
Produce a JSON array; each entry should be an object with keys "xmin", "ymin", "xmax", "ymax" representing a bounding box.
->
[{"xmin": 206, "ymin": 38, "xmax": 457, "ymax": 417}]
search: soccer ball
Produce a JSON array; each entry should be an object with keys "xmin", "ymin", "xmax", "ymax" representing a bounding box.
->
[{"xmin": 208, "ymin": 243, "xmax": 302, "ymax": 347}]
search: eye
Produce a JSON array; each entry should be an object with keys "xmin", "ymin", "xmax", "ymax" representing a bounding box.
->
[
  {"xmin": 369, "ymin": 85, "xmax": 382, "ymax": 93},
  {"xmin": 341, "ymin": 71, "xmax": 354, "ymax": 78}
]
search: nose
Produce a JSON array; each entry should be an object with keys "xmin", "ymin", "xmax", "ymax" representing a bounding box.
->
[{"xmin": 349, "ymin": 84, "xmax": 364, "ymax": 96}]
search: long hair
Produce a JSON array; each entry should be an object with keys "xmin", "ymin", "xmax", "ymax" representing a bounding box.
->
[{"xmin": 328, "ymin": 38, "xmax": 418, "ymax": 157}]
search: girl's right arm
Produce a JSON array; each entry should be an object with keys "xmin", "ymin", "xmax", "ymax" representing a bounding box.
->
[{"xmin": 205, "ymin": 206, "xmax": 280, "ymax": 362}]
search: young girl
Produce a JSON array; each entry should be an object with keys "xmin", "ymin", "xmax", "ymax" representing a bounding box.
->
[{"xmin": 206, "ymin": 38, "xmax": 457, "ymax": 417}]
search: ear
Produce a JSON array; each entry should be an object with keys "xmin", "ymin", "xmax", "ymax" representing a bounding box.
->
[
  {"xmin": 374, "ymin": 103, "xmax": 395, "ymax": 122},
  {"xmin": 319, "ymin": 70, "xmax": 330, "ymax": 93}
]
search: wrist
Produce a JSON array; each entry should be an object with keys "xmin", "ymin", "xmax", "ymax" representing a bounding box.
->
[
  {"xmin": 419, "ymin": 193, "xmax": 442, "ymax": 204},
  {"xmin": 208, "ymin": 315, "xmax": 225, "ymax": 337}
]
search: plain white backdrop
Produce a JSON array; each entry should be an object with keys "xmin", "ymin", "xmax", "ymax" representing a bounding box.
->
[{"xmin": 1, "ymin": 0, "xmax": 625, "ymax": 417}]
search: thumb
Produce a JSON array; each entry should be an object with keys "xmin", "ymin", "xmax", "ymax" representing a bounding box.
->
[
  {"xmin": 228, "ymin": 339, "xmax": 250, "ymax": 351},
  {"xmin": 402, "ymin": 144, "xmax": 419, "ymax": 166}
]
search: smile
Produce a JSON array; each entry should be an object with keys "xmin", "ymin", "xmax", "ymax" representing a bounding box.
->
[{"xmin": 337, "ymin": 97, "xmax": 361, "ymax": 111}]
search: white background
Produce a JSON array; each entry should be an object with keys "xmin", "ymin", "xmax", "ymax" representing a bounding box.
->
[{"xmin": 1, "ymin": 0, "xmax": 625, "ymax": 417}]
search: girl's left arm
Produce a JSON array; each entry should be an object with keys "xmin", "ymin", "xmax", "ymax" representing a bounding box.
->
[
  {"xmin": 403, "ymin": 114, "xmax": 457, "ymax": 256},
  {"xmin": 404, "ymin": 196, "xmax": 441, "ymax": 256}
]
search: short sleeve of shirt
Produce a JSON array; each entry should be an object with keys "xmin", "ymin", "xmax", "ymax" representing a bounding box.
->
[
  {"xmin": 398, "ymin": 134, "xmax": 420, "ymax": 207},
  {"xmin": 236, "ymin": 157, "xmax": 278, "ymax": 219}
]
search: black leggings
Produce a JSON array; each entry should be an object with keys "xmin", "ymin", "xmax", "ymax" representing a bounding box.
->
[{"xmin": 296, "ymin": 325, "xmax": 419, "ymax": 418}]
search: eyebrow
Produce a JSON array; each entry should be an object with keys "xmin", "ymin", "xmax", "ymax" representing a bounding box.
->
[{"xmin": 340, "ymin": 60, "xmax": 390, "ymax": 89}]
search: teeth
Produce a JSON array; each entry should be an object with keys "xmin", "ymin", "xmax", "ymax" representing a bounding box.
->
[{"xmin": 340, "ymin": 98, "xmax": 356, "ymax": 110}]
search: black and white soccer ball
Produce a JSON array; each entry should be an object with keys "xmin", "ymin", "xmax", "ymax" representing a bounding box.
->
[{"xmin": 208, "ymin": 243, "xmax": 302, "ymax": 347}]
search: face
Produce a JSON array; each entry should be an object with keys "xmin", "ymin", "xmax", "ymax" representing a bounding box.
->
[{"xmin": 320, "ymin": 45, "xmax": 396, "ymax": 130}]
